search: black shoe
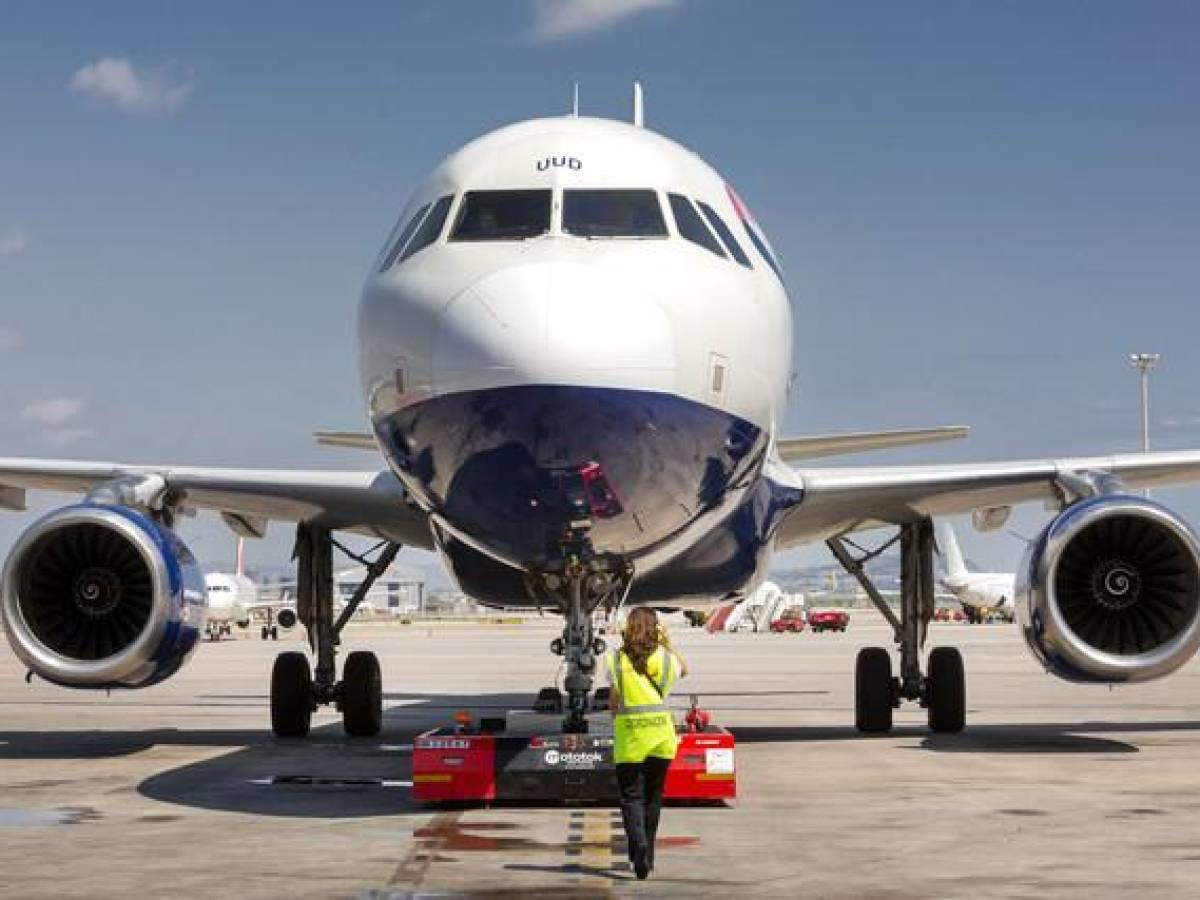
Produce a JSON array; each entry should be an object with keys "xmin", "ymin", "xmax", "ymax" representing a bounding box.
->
[{"xmin": 634, "ymin": 847, "xmax": 651, "ymax": 880}]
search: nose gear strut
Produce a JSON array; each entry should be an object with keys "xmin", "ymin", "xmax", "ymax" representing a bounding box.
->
[{"xmin": 532, "ymin": 550, "xmax": 634, "ymax": 733}]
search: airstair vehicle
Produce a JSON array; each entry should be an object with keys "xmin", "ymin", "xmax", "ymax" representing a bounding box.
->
[{"xmin": 721, "ymin": 582, "xmax": 803, "ymax": 633}]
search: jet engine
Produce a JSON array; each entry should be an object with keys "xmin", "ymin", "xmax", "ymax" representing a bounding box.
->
[
  {"xmin": 0, "ymin": 504, "xmax": 207, "ymax": 689},
  {"xmin": 1017, "ymin": 495, "xmax": 1200, "ymax": 682}
]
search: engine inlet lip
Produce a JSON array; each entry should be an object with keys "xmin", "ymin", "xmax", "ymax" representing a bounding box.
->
[
  {"xmin": 0, "ymin": 505, "xmax": 172, "ymax": 686},
  {"xmin": 1039, "ymin": 495, "xmax": 1200, "ymax": 681}
]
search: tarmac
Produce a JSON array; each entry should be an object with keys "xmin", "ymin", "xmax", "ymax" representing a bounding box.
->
[{"xmin": 3, "ymin": 615, "xmax": 1200, "ymax": 898}]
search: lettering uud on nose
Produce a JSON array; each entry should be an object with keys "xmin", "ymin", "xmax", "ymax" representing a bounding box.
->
[{"xmin": 536, "ymin": 156, "xmax": 582, "ymax": 171}]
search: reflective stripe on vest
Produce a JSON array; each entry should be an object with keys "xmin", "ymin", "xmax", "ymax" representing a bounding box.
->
[
  {"xmin": 655, "ymin": 651, "xmax": 673, "ymax": 697},
  {"xmin": 609, "ymin": 648, "xmax": 670, "ymax": 715}
]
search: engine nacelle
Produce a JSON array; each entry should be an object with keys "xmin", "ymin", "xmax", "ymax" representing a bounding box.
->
[
  {"xmin": 0, "ymin": 504, "xmax": 207, "ymax": 689},
  {"xmin": 1017, "ymin": 495, "xmax": 1200, "ymax": 683}
]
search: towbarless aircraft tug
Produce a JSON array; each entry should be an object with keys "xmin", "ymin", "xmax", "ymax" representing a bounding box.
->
[{"xmin": 5, "ymin": 92, "xmax": 1200, "ymax": 775}]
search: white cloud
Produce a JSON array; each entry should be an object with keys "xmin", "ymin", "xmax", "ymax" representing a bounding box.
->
[
  {"xmin": 19, "ymin": 396, "xmax": 86, "ymax": 427},
  {"xmin": 530, "ymin": 0, "xmax": 679, "ymax": 42},
  {"xmin": 0, "ymin": 328, "xmax": 22, "ymax": 351},
  {"xmin": 0, "ymin": 229, "xmax": 29, "ymax": 257},
  {"xmin": 69, "ymin": 57, "xmax": 193, "ymax": 116}
]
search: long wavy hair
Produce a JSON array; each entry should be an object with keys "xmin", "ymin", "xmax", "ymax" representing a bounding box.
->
[{"xmin": 621, "ymin": 608, "xmax": 665, "ymax": 677}]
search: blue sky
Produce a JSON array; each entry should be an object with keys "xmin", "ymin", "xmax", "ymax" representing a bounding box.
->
[{"xmin": 2, "ymin": 0, "xmax": 1199, "ymax": 576}]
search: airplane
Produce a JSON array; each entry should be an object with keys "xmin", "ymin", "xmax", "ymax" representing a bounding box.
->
[
  {"xmin": 203, "ymin": 537, "xmax": 256, "ymax": 640},
  {"xmin": 202, "ymin": 537, "xmax": 297, "ymax": 640},
  {"xmin": 936, "ymin": 522, "xmax": 1016, "ymax": 623},
  {"xmin": 4, "ymin": 86, "xmax": 1200, "ymax": 741}
]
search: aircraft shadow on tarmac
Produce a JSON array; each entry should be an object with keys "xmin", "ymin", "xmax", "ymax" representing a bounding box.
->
[
  {"xmin": 731, "ymin": 720, "xmax": 1200, "ymax": 754},
  {"xmin": 137, "ymin": 692, "xmax": 540, "ymax": 820},
  {"xmin": 5, "ymin": 694, "xmax": 1198, "ymax": 819}
]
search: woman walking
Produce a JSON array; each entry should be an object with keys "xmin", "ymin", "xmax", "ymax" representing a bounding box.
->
[{"xmin": 607, "ymin": 607, "xmax": 688, "ymax": 880}]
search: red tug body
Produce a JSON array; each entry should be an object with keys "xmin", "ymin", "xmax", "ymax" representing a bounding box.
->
[{"xmin": 413, "ymin": 704, "xmax": 735, "ymax": 805}]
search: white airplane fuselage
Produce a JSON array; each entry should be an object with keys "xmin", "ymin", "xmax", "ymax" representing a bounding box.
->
[
  {"xmin": 204, "ymin": 572, "xmax": 258, "ymax": 627},
  {"xmin": 358, "ymin": 116, "xmax": 794, "ymax": 607},
  {"xmin": 943, "ymin": 573, "xmax": 1016, "ymax": 615}
]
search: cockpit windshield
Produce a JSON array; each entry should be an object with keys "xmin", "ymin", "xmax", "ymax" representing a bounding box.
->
[
  {"xmin": 563, "ymin": 189, "xmax": 667, "ymax": 238},
  {"xmin": 450, "ymin": 190, "xmax": 552, "ymax": 241}
]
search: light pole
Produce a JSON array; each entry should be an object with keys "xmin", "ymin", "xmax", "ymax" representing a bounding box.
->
[
  {"xmin": 1128, "ymin": 353, "xmax": 1160, "ymax": 453},
  {"xmin": 1129, "ymin": 353, "xmax": 1160, "ymax": 498}
]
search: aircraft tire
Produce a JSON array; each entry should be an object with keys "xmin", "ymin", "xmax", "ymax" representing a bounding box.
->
[
  {"xmin": 271, "ymin": 652, "xmax": 313, "ymax": 738},
  {"xmin": 855, "ymin": 647, "xmax": 893, "ymax": 733},
  {"xmin": 926, "ymin": 647, "xmax": 966, "ymax": 734},
  {"xmin": 341, "ymin": 651, "xmax": 383, "ymax": 737}
]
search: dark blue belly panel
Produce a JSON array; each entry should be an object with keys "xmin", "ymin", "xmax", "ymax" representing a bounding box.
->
[{"xmin": 375, "ymin": 385, "xmax": 767, "ymax": 569}]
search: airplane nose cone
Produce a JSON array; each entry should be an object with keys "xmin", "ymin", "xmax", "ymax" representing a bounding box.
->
[
  {"xmin": 432, "ymin": 261, "xmax": 676, "ymax": 394},
  {"xmin": 373, "ymin": 260, "xmax": 767, "ymax": 575}
]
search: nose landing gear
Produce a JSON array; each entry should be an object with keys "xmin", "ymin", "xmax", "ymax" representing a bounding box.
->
[{"xmin": 532, "ymin": 557, "xmax": 633, "ymax": 734}]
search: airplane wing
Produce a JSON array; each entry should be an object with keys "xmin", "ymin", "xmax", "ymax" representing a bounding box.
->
[
  {"xmin": 776, "ymin": 425, "xmax": 968, "ymax": 462},
  {"xmin": 771, "ymin": 450, "xmax": 1200, "ymax": 548},
  {"xmin": 314, "ymin": 431, "xmax": 378, "ymax": 451},
  {"xmin": 0, "ymin": 458, "xmax": 434, "ymax": 548}
]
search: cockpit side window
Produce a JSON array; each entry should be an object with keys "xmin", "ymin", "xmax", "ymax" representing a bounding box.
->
[
  {"xmin": 379, "ymin": 202, "xmax": 430, "ymax": 272},
  {"xmin": 450, "ymin": 190, "xmax": 552, "ymax": 241},
  {"xmin": 668, "ymin": 193, "xmax": 725, "ymax": 259},
  {"xmin": 562, "ymin": 190, "xmax": 667, "ymax": 238},
  {"xmin": 398, "ymin": 194, "xmax": 453, "ymax": 263},
  {"xmin": 742, "ymin": 222, "xmax": 784, "ymax": 281},
  {"xmin": 697, "ymin": 201, "xmax": 752, "ymax": 269}
]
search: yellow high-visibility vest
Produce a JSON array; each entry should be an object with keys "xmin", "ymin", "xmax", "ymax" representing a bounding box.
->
[{"xmin": 608, "ymin": 646, "xmax": 679, "ymax": 764}]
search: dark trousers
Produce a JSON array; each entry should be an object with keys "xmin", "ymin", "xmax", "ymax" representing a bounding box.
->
[{"xmin": 616, "ymin": 756, "xmax": 671, "ymax": 867}]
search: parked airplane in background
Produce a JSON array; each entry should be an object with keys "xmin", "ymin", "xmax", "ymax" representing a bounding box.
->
[
  {"xmin": 201, "ymin": 537, "xmax": 296, "ymax": 640},
  {"xmin": 4, "ymin": 86, "xmax": 1200, "ymax": 742},
  {"xmin": 937, "ymin": 522, "xmax": 1016, "ymax": 623},
  {"xmin": 203, "ymin": 538, "xmax": 256, "ymax": 640}
]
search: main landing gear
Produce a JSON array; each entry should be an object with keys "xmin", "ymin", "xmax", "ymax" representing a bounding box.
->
[
  {"xmin": 269, "ymin": 523, "xmax": 400, "ymax": 739},
  {"xmin": 828, "ymin": 518, "xmax": 966, "ymax": 735}
]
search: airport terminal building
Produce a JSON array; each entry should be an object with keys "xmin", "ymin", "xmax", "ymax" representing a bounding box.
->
[{"xmin": 334, "ymin": 563, "xmax": 425, "ymax": 614}]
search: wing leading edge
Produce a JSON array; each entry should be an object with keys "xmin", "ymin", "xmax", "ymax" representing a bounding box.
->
[
  {"xmin": 776, "ymin": 425, "xmax": 968, "ymax": 462},
  {"xmin": 771, "ymin": 450, "xmax": 1200, "ymax": 548},
  {"xmin": 0, "ymin": 458, "xmax": 433, "ymax": 548}
]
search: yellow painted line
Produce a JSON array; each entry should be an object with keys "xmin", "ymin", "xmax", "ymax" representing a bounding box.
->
[
  {"xmin": 577, "ymin": 810, "xmax": 615, "ymax": 891},
  {"xmin": 412, "ymin": 773, "xmax": 453, "ymax": 783}
]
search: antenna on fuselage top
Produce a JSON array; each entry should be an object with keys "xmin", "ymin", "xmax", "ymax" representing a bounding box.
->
[
  {"xmin": 571, "ymin": 83, "xmax": 579, "ymax": 117},
  {"xmin": 632, "ymin": 82, "xmax": 644, "ymax": 127}
]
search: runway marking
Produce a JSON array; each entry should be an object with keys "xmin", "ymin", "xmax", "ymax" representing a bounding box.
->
[
  {"xmin": 246, "ymin": 777, "xmax": 411, "ymax": 788},
  {"xmin": 563, "ymin": 809, "xmax": 616, "ymax": 893},
  {"xmin": 388, "ymin": 810, "xmax": 461, "ymax": 888}
]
